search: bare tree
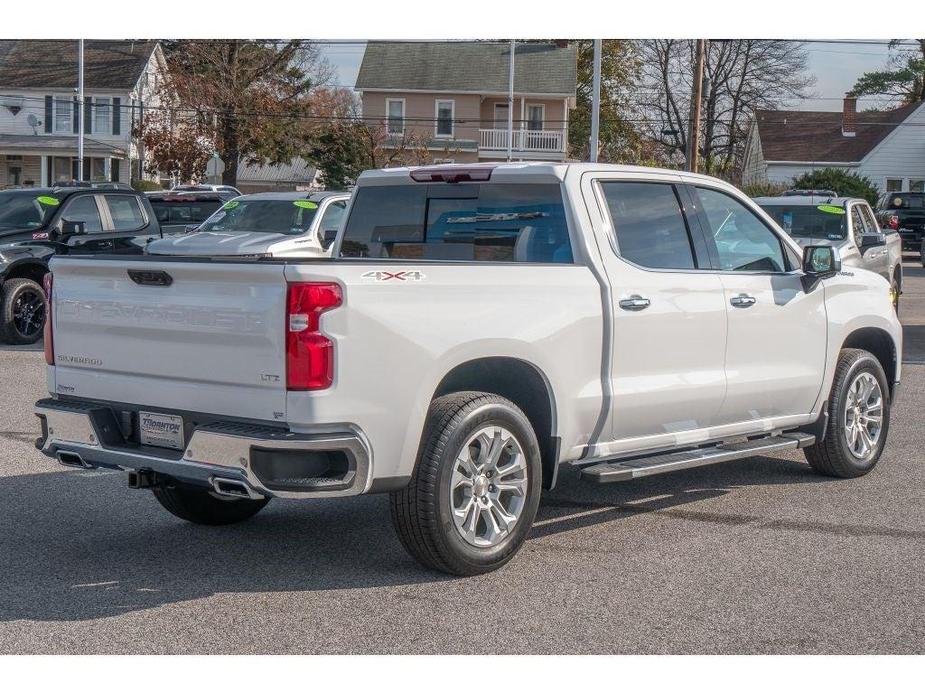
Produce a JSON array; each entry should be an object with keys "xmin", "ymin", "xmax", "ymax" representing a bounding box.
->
[{"xmin": 635, "ymin": 40, "xmax": 814, "ymax": 177}]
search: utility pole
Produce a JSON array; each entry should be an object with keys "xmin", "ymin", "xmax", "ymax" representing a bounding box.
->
[
  {"xmin": 687, "ymin": 38, "xmax": 706, "ymax": 173},
  {"xmin": 77, "ymin": 38, "xmax": 85, "ymax": 182},
  {"xmin": 507, "ymin": 39, "xmax": 515, "ymax": 162},
  {"xmin": 589, "ymin": 39, "xmax": 602, "ymax": 163}
]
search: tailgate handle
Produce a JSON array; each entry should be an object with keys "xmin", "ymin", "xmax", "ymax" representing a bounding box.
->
[{"xmin": 128, "ymin": 269, "xmax": 173, "ymax": 287}]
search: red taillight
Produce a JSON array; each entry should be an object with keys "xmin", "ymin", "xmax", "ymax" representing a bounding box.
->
[
  {"xmin": 888, "ymin": 214, "xmax": 899, "ymax": 230},
  {"xmin": 286, "ymin": 282, "xmax": 342, "ymax": 390},
  {"xmin": 43, "ymin": 272, "xmax": 53, "ymax": 365}
]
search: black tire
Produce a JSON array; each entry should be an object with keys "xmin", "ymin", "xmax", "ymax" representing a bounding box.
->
[
  {"xmin": 890, "ymin": 276, "xmax": 901, "ymax": 315},
  {"xmin": 804, "ymin": 348, "xmax": 891, "ymax": 478},
  {"xmin": 0, "ymin": 278, "xmax": 47, "ymax": 345},
  {"xmin": 152, "ymin": 479, "xmax": 269, "ymax": 525},
  {"xmin": 390, "ymin": 391, "xmax": 542, "ymax": 576}
]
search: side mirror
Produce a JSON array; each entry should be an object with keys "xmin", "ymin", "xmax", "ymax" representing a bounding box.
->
[
  {"xmin": 801, "ymin": 244, "xmax": 841, "ymax": 291},
  {"xmin": 56, "ymin": 220, "xmax": 86, "ymax": 241},
  {"xmin": 322, "ymin": 228, "xmax": 338, "ymax": 248},
  {"xmin": 859, "ymin": 232, "xmax": 887, "ymax": 253}
]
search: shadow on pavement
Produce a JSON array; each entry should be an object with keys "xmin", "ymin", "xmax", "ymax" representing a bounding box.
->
[{"xmin": 1, "ymin": 452, "xmax": 839, "ymax": 624}]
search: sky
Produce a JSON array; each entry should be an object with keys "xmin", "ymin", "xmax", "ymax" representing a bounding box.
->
[{"xmin": 320, "ymin": 40, "xmax": 900, "ymax": 112}]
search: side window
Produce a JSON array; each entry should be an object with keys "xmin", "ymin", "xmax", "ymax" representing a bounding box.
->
[
  {"xmin": 860, "ymin": 204, "xmax": 880, "ymax": 234},
  {"xmin": 319, "ymin": 200, "xmax": 347, "ymax": 232},
  {"xmin": 850, "ymin": 204, "xmax": 866, "ymax": 246},
  {"xmin": 104, "ymin": 195, "xmax": 146, "ymax": 232},
  {"xmin": 61, "ymin": 195, "xmax": 103, "ymax": 233},
  {"xmin": 599, "ymin": 181, "xmax": 696, "ymax": 270},
  {"xmin": 696, "ymin": 187, "xmax": 788, "ymax": 272}
]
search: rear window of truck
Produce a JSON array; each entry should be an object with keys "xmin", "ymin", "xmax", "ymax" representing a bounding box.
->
[{"xmin": 339, "ymin": 183, "xmax": 573, "ymax": 263}]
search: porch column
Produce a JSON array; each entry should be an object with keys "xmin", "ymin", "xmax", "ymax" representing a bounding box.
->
[
  {"xmin": 40, "ymin": 156, "xmax": 48, "ymax": 187},
  {"xmin": 520, "ymin": 96, "xmax": 526, "ymax": 159},
  {"xmin": 563, "ymin": 97, "xmax": 569, "ymax": 155}
]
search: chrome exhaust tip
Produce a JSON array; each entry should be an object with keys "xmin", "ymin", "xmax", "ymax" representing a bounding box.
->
[
  {"xmin": 210, "ymin": 476, "xmax": 264, "ymax": 500},
  {"xmin": 56, "ymin": 451, "xmax": 93, "ymax": 469}
]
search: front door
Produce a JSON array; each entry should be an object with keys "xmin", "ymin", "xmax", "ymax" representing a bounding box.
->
[
  {"xmin": 594, "ymin": 178, "xmax": 728, "ymax": 442},
  {"xmin": 691, "ymin": 184, "xmax": 827, "ymax": 424}
]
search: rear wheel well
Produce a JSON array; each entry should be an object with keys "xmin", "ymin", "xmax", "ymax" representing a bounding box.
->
[
  {"xmin": 432, "ymin": 358, "xmax": 559, "ymax": 489},
  {"xmin": 842, "ymin": 328, "xmax": 897, "ymax": 398},
  {"xmin": 3, "ymin": 262, "xmax": 48, "ymax": 288},
  {"xmin": 893, "ymin": 263, "xmax": 903, "ymax": 290}
]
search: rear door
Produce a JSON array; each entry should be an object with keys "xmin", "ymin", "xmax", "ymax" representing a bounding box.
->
[
  {"xmin": 589, "ymin": 175, "xmax": 728, "ymax": 441},
  {"xmin": 50, "ymin": 257, "xmax": 289, "ymax": 422},
  {"xmin": 690, "ymin": 184, "xmax": 826, "ymax": 424}
]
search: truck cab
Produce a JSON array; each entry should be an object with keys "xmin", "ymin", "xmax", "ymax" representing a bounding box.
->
[
  {"xmin": 0, "ymin": 183, "xmax": 161, "ymax": 343},
  {"xmin": 754, "ymin": 193, "xmax": 903, "ymax": 311}
]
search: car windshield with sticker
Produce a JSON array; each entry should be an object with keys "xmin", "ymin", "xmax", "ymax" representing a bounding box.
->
[{"xmin": 197, "ymin": 199, "xmax": 319, "ymax": 235}]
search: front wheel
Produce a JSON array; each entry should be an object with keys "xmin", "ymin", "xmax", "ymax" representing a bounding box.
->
[
  {"xmin": 390, "ymin": 392, "xmax": 542, "ymax": 576},
  {"xmin": 804, "ymin": 348, "xmax": 891, "ymax": 478},
  {"xmin": 152, "ymin": 479, "xmax": 270, "ymax": 525},
  {"xmin": 0, "ymin": 278, "xmax": 47, "ymax": 345}
]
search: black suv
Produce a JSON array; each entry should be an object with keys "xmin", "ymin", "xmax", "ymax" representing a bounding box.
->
[
  {"xmin": 877, "ymin": 191, "xmax": 925, "ymax": 257},
  {"xmin": 146, "ymin": 191, "xmax": 229, "ymax": 235},
  {"xmin": 0, "ymin": 183, "xmax": 161, "ymax": 344}
]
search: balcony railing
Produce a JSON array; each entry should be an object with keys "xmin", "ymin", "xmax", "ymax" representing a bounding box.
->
[{"xmin": 479, "ymin": 128, "xmax": 565, "ymax": 153}]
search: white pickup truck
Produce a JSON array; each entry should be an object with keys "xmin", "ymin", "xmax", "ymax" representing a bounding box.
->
[{"xmin": 35, "ymin": 163, "xmax": 902, "ymax": 576}]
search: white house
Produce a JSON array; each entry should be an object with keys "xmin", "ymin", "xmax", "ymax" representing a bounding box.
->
[
  {"xmin": 742, "ymin": 96, "xmax": 925, "ymax": 194},
  {"xmin": 0, "ymin": 40, "xmax": 167, "ymax": 188}
]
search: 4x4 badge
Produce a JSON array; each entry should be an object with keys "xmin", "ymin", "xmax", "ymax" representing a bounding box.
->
[{"xmin": 361, "ymin": 270, "xmax": 426, "ymax": 282}]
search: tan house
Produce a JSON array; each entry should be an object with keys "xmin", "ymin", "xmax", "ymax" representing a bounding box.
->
[{"xmin": 355, "ymin": 41, "xmax": 577, "ymax": 164}]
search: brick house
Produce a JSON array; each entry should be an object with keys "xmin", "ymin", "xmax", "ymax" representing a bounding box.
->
[
  {"xmin": 0, "ymin": 40, "xmax": 166, "ymax": 188},
  {"xmin": 355, "ymin": 41, "xmax": 577, "ymax": 164}
]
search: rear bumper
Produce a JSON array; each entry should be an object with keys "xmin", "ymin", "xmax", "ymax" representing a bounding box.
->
[{"xmin": 34, "ymin": 398, "xmax": 371, "ymax": 500}]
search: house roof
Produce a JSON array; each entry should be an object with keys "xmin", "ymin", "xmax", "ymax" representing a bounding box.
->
[
  {"xmin": 236, "ymin": 157, "xmax": 316, "ymax": 184},
  {"xmin": 0, "ymin": 40, "xmax": 158, "ymax": 90},
  {"xmin": 356, "ymin": 41, "xmax": 577, "ymax": 96},
  {"xmin": 754, "ymin": 101, "xmax": 923, "ymax": 163}
]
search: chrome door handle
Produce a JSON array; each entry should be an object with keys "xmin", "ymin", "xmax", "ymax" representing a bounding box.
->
[
  {"xmin": 730, "ymin": 294, "xmax": 756, "ymax": 308},
  {"xmin": 619, "ymin": 295, "xmax": 650, "ymax": 311}
]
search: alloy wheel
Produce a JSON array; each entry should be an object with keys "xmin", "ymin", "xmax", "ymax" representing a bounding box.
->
[
  {"xmin": 449, "ymin": 425, "xmax": 528, "ymax": 548},
  {"xmin": 843, "ymin": 371, "xmax": 883, "ymax": 459}
]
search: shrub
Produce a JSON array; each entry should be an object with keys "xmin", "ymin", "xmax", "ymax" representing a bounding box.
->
[
  {"xmin": 741, "ymin": 181, "xmax": 789, "ymax": 198},
  {"xmin": 131, "ymin": 179, "xmax": 163, "ymax": 192},
  {"xmin": 792, "ymin": 168, "xmax": 879, "ymax": 205}
]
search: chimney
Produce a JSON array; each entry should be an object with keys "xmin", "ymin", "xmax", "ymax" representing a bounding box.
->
[{"xmin": 842, "ymin": 95, "xmax": 857, "ymax": 137}]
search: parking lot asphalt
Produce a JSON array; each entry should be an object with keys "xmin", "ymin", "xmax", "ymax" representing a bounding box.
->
[{"xmin": 1, "ymin": 263, "xmax": 924, "ymax": 654}]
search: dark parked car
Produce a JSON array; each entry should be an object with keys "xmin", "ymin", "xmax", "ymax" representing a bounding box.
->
[
  {"xmin": 0, "ymin": 183, "xmax": 162, "ymax": 344},
  {"xmin": 146, "ymin": 191, "xmax": 229, "ymax": 235},
  {"xmin": 876, "ymin": 192, "xmax": 925, "ymax": 258}
]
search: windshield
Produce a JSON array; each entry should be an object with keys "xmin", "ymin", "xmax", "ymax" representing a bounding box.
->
[
  {"xmin": 757, "ymin": 203, "xmax": 847, "ymax": 241},
  {"xmin": 0, "ymin": 191, "xmax": 59, "ymax": 231},
  {"xmin": 197, "ymin": 199, "xmax": 319, "ymax": 235},
  {"xmin": 150, "ymin": 199, "xmax": 224, "ymax": 225}
]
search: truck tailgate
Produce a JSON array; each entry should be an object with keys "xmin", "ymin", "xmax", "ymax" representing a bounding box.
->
[{"xmin": 49, "ymin": 257, "xmax": 289, "ymax": 422}]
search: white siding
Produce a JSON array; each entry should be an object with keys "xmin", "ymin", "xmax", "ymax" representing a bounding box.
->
[
  {"xmin": 765, "ymin": 163, "xmax": 860, "ymax": 186},
  {"xmin": 857, "ymin": 101, "xmax": 925, "ymax": 192},
  {"xmin": 741, "ymin": 123, "xmax": 768, "ymax": 185}
]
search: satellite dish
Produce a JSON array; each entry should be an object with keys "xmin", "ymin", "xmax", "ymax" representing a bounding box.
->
[{"xmin": 26, "ymin": 113, "xmax": 40, "ymax": 135}]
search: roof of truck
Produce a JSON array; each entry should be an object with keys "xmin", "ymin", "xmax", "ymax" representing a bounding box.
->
[
  {"xmin": 357, "ymin": 162, "xmax": 737, "ymax": 187},
  {"xmin": 752, "ymin": 195, "xmax": 863, "ymax": 207},
  {"xmin": 235, "ymin": 191, "xmax": 348, "ymax": 202}
]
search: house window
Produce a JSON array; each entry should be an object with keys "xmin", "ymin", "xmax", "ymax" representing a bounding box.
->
[
  {"xmin": 435, "ymin": 99, "xmax": 454, "ymax": 138},
  {"xmin": 493, "ymin": 103, "xmax": 509, "ymax": 127},
  {"xmin": 886, "ymin": 178, "xmax": 904, "ymax": 192},
  {"xmin": 910, "ymin": 179, "xmax": 925, "ymax": 193},
  {"xmin": 94, "ymin": 97, "xmax": 111, "ymax": 134},
  {"xmin": 54, "ymin": 97, "xmax": 72, "ymax": 133},
  {"xmin": 527, "ymin": 104, "xmax": 545, "ymax": 131},
  {"xmin": 386, "ymin": 99, "xmax": 404, "ymax": 135}
]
